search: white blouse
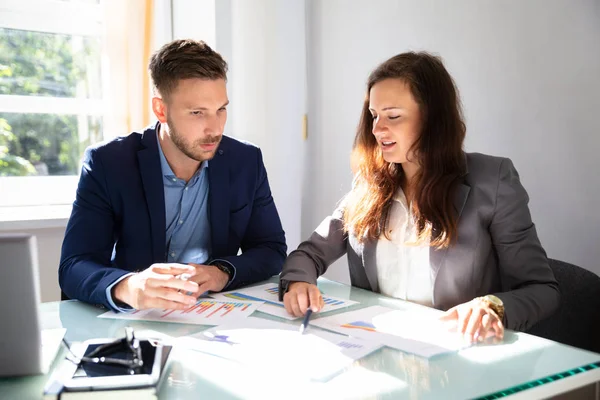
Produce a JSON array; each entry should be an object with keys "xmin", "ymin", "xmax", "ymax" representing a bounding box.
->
[{"xmin": 375, "ymin": 189, "xmax": 434, "ymax": 307}]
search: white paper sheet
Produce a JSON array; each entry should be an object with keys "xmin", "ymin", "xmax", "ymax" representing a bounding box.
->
[
  {"xmin": 41, "ymin": 328, "xmax": 66, "ymax": 373},
  {"xmin": 210, "ymin": 283, "xmax": 358, "ymax": 320},
  {"xmin": 178, "ymin": 318, "xmax": 382, "ymax": 381},
  {"xmin": 98, "ymin": 299, "xmax": 262, "ymax": 325},
  {"xmin": 311, "ymin": 305, "xmax": 470, "ymax": 358}
]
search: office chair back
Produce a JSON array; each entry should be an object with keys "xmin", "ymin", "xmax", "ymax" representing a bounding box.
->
[{"xmin": 527, "ymin": 258, "xmax": 600, "ymax": 354}]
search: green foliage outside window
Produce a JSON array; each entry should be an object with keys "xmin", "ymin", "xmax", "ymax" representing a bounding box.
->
[{"xmin": 0, "ymin": 28, "xmax": 102, "ymax": 176}]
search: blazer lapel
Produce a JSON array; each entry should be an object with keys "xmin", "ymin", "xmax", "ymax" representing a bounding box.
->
[
  {"xmin": 453, "ymin": 183, "xmax": 470, "ymax": 218},
  {"xmin": 355, "ymin": 236, "xmax": 379, "ymax": 293},
  {"xmin": 208, "ymin": 146, "xmax": 230, "ymax": 257},
  {"xmin": 430, "ymin": 181, "xmax": 470, "ymax": 305},
  {"xmin": 137, "ymin": 125, "xmax": 166, "ymax": 262}
]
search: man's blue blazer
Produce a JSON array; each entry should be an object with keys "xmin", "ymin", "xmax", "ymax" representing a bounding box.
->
[{"xmin": 59, "ymin": 124, "xmax": 287, "ymax": 309}]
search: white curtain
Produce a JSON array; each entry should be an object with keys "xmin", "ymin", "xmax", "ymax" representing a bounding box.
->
[{"xmin": 101, "ymin": 0, "xmax": 154, "ymax": 138}]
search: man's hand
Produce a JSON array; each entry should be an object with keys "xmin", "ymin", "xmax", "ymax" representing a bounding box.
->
[
  {"xmin": 187, "ymin": 263, "xmax": 230, "ymax": 294},
  {"xmin": 283, "ymin": 281, "xmax": 325, "ymax": 317},
  {"xmin": 439, "ymin": 298, "xmax": 504, "ymax": 343},
  {"xmin": 113, "ymin": 263, "xmax": 200, "ymax": 310}
]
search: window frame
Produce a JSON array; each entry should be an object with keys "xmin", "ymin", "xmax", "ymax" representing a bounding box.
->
[{"xmin": 0, "ymin": 0, "xmax": 104, "ymax": 209}]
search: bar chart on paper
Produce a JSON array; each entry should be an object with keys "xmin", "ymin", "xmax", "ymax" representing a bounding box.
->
[
  {"xmin": 210, "ymin": 283, "xmax": 358, "ymax": 320},
  {"xmin": 98, "ymin": 299, "xmax": 261, "ymax": 325}
]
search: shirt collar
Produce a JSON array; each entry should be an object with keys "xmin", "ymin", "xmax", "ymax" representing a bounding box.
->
[{"xmin": 393, "ymin": 188, "xmax": 410, "ymax": 212}]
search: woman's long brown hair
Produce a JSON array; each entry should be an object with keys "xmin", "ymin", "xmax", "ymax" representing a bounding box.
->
[{"xmin": 344, "ymin": 52, "xmax": 466, "ymax": 248}]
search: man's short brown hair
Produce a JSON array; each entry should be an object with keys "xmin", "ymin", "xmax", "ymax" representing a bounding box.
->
[{"xmin": 148, "ymin": 39, "xmax": 228, "ymax": 101}]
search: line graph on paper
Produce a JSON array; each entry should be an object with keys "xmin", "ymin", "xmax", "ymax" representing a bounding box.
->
[
  {"xmin": 210, "ymin": 283, "xmax": 358, "ymax": 320},
  {"xmin": 97, "ymin": 299, "xmax": 261, "ymax": 325}
]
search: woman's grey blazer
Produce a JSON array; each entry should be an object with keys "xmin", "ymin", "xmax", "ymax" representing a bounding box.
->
[{"xmin": 280, "ymin": 152, "xmax": 560, "ymax": 331}]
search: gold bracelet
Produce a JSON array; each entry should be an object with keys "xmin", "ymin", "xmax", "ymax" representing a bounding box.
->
[{"xmin": 478, "ymin": 295, "xmax": 504, "ymax": 322}]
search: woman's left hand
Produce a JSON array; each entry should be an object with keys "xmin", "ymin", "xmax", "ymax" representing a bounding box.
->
[{"xmin": 439, "ymin": 298, "xmax": 504, "ymax": 343}]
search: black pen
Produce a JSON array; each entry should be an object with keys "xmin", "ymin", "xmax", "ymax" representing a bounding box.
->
[{"xmin": 299, "ymin": 309, "xmax": 313, "ymax": 334}]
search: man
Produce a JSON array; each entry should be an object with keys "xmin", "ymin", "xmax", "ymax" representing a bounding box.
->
[{"xmin": 59, "ymin": 39, "xmax": 287, "ymax": 311}]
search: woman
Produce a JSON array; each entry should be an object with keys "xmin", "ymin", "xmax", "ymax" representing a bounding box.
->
[{"xmin": 280, "ymin": 52, "xmax": 559, "ymax": 343}]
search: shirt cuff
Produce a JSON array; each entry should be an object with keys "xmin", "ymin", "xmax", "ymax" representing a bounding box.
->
[
  {"xmin": 210, "ymin": 259, "xmax": 237, "ymax": 290},
  {"xmin": 105, "ymin": 273, "xmax": 136, "ymax": 313}
]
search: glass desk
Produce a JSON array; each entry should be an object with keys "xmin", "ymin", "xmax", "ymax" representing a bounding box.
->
[{"xmin": 1, "ymin": 278, "xmax": 599, "ymax": 399}]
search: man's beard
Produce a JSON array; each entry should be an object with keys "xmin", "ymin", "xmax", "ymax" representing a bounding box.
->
[{"xmin": 167, "ymin": 117, "xmax": 222, "ymax": 162}]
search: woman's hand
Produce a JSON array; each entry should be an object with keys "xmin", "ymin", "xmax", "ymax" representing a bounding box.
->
[
  {"xmin": 283, "ymin": 282, "xmax": 324, "ymax": 317},
  {"xmin": 439, "ymin": 298, "xmax": 504, "ymax": 343}
]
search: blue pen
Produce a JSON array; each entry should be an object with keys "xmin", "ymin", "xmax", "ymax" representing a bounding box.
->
[{"xmin": 299, "ymin": 309, "xmax": 313, "ymax": 334}]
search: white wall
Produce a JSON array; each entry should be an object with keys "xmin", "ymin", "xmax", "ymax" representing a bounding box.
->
[
  {"xmin": 171, "ymin": 0, "xmax": 216, "ymax": 47},
  {"xmin": 33, "ymin": 228, "xmax": 65, "ymax": 302},
  {"xmin": 0, "ymin": 226, "xmax": 65, "ymax": 302},
  {"xmin": 306, "ymin": 0, "xmax": 600, "ymax": 283},
  {"xmin": 215, "ymin": 0, "xmax": 307, "ymax": 252}
]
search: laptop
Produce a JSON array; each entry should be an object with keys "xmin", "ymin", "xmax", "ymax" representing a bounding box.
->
[{"xmin": 0, "ymin": 233, "xmax": 43, "ymax": 377}]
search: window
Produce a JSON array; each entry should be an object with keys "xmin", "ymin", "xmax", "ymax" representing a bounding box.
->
[{"xmin": 0, "ymin": 0, "xmax": 104, "ymax": 207}]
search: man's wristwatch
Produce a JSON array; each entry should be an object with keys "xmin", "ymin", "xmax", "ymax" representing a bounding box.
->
[
  {"xmin": 479, "ymin": 294, "xmax": 505, "ymax": 321},
  {"xmin": 211, "ymin": 261, "xmax": 233, "ymax": 281}
]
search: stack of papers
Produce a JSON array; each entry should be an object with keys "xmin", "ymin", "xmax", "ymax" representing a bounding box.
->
[{"xmin": 95, "ymin": 286, "xmax": 469, "ymax": 361}]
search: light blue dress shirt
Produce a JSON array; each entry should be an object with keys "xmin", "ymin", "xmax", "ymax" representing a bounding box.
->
[
  {"xmin": 160, "ymin": 152, "xmax": 212, "ymax": 265},
  {"xmin": 105, "ymin": 133, "xmax": 216, "ymax": 311}
]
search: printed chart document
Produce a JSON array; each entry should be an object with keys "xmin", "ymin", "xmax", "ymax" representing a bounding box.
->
[
  {"xmin": 311, "ymin": 305, "xmax": 470, "ymax": 358},
  {"xmin": 98, "ymin": 299, "xmax": 261, "ymax": 325},
  {"xmin": 178, "ymin": 318, "xmax": 382, "ymax": 381},
  {"xmin": 210, "ymin": 283, "xmax": 358, "ymax": 320}
]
